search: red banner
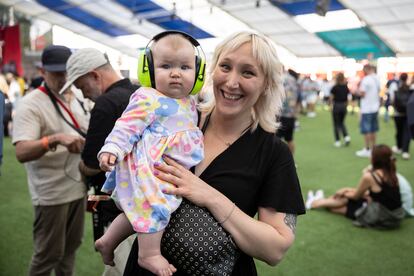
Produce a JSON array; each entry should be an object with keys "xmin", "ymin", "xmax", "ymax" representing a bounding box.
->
[{"xmin": 0, "ymin": 24, "xmax": 23, "ymax": 76}]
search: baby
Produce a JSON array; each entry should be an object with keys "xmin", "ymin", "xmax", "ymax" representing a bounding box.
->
[{"xmin": 96, "ymin": 31, "xmax": 205, "ymax": 276}]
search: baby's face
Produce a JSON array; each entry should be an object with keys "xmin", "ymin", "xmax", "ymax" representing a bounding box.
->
[{"xmin": 152, "ymin": 36, "xmax": 196, "ymax": 99}]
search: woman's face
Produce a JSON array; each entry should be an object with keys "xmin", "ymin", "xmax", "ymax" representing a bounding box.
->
[{"xmin": 212, "ymin": 42, "xmax": 265, "ymax": 119}]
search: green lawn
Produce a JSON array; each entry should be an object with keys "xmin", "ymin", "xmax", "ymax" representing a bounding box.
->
[{"xmin": 1, "ymin": 107, "xmax": 413, "ymax": 276}]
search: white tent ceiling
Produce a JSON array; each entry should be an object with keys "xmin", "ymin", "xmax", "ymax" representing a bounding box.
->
[
  {"xmin": 2, "ymin": 0, "xmax": 414, "ymax": 58},
  {"xmin": 340, "ymin": 0, "xmax": 414, "ymax": 57}
]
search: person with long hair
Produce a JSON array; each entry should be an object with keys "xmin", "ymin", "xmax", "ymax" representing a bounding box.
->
[
  {"xmin": 306, "ymin": 144, "xmax": 404, "ymax": 228},
  {"xmin": 330, "ymin": 72, "xmax": 350, "ymax": 147}
]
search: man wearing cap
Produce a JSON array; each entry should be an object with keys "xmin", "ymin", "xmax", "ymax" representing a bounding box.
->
[
  {"xmin": 12, "ymin": 45, "xmax": 89, "ymax": 276},
  {"xmin": 60, "ymin": 48, "xmax": 139, "ymax": 275}
]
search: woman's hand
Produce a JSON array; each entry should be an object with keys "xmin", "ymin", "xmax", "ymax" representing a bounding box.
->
[
  {"xmin": 154, "ymin": 156, "xmax": 218, "ymax": 207},
  {"xmin": 334, "ymin": 188, "xmax": 347, "ymax": 198},
  {"xmin": 334, "ymin": 187, "xmax": 355, "ymax": 198}
]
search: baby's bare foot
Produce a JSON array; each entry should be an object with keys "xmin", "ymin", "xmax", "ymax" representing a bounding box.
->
[
  {"xmin": 95, "ymin": 238, "xmax": 115, "ymax": 266},
  {"xmin": 138, "ymin": 254, "xmax": 176, "ymax": 276}
]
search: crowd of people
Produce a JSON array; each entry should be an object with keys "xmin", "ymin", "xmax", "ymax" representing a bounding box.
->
[
  {"xmin": 0, "ymin": 28, "xmax": 413, "ymax": 276},
  {"xmin": 277, "ymin": 64, "xmax": 414, "ymax": 161}
]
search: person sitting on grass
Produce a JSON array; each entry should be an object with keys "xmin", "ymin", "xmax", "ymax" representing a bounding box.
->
[{"xmin": 306, "ymin": 144, "xmax": 405, "ymax": 229}]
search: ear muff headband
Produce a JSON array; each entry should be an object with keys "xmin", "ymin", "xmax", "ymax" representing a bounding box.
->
[{"xmin": 137, "ymin": 30, "xmax": 206, "ymax": 95}]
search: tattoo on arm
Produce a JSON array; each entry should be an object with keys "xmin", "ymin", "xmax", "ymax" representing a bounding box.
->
[{"xmin": 284, "ymin": 214, "xmax": 297, "ymax": 234}]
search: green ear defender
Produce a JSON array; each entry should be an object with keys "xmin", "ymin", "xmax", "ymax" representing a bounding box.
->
[
  {"xmin": 137, "ymin": 30, "xmax": 206, "ymax": 95},
  {"xmin": 137, "ymin": 49, "xmax": 152, "ymax": 88}
]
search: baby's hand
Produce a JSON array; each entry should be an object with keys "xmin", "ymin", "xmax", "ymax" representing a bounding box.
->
[{"xmin": 99, "ymin": 152, "xmax": 117, "ymax": 172}]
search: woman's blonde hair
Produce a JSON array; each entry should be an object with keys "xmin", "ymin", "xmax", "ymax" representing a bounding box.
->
[{"xmin": 199, "ymin": 31, "xmax": 285, "ymax": 133}]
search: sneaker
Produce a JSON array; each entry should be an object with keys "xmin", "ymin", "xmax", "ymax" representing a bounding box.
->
[
  {"xmin": 402, "ymin": 152, "xmax": 410, "ymax": 160},
  {"xmin": 307, "ymin": 112, "xmax": 316, "ymax": 118},
  {"xmin": 356, "ymin": 148, "xmax": 371, "ymax": 158},
  {"xmin": 314, "ymin": 189, "xmax": 325, "ymax": 200},
  {"xmin": 334, "ymin": 141, "xmax": 341, "ymax": 148},
  {"xmin": 344, "ymin": 136, "xmax": 351, "ymax": 146},
  {"xmin": 305, "ymin": 190, "xmax": 315, "ymax": 210},
  {"xmin": 392, "ymin": 146, "xmax": 402, "ymax": 155}
]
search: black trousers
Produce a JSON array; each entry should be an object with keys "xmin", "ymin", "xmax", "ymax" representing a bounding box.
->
[
  {"xmin": 332, "ymin": 102, "xmax": 348, "ymax": 141},
  {"xmin": 394, "ymin": 115, "xmax": 410, "ymax": 153}
]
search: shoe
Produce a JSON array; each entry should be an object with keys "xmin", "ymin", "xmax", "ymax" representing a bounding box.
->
[
  {"xmin": 294, "ymin": 121, "xmax": 300, "ymax": 131},
  {"xmin": 344, "ymin": 136, "xmax": 351, "ymax": 146},
  {"xmin": 392, "ymin": 146, "xmax": 402, "ymax": 155},
  {"xmin": 305, "ymin": 190, "xmax": 315, "ymax": 210},
  {"xmin": 307, "ymin": 112, "xmax": 316, "ymax": 118},
  {"xmin": 356, "ymin": 148, "xmax": 371, "ymax": 158},
  {"xmin": 314, "ymin": 189, "xmax": 325, "ymax": 200},
  {"xmin": 402, "ymin": 152, "xmax": 410, "ymax": 160},
  {"xmin": 334, "ymin": 141, "xmax": 341, "ymax": 147}
]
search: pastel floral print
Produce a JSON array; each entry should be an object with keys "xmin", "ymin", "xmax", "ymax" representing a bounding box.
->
[{"xmin": 100, "ymin": 87, "xmax": 204, "ymax": 233}]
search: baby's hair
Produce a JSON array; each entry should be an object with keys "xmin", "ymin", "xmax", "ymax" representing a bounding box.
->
[{"xmin": 151, "ymin": 33, "xmax": 195, "ymax": 53}]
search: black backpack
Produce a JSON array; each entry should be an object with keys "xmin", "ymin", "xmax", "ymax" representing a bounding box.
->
[{"xmin": 394, "ymin": 85, "xmax": 410, "ymax": 113}]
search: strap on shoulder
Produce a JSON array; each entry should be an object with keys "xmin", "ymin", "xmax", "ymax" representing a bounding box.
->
[{"xmin": 370, "ymin": 171, "xmax": 383, "ymax": 186}]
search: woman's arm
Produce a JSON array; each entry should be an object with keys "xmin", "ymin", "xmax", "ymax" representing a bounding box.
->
[
  {"xmin": 212, "ymin": 195, "xmax": 295, "ymax": 266},
  {"xmin": 334, "ymin": 187, "xmax": 355, "ymax": 198},
  {"xmin": 344, "ymin": 172, "xmax": 372, "ymax": 200},
  {"xmin": 155, "ymin": 157, "xmax": 295, "ymax": 266}
]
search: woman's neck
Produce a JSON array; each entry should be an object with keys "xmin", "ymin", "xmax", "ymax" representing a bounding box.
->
[{"xmin": 209, "ymin": 109, "xmax": 253, "ymax": 135}]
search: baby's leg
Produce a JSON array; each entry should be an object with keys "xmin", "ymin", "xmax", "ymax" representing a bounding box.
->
[
  {"xmin": 95, "ymin": 213, "xmax": 134, "ymax": 266},
  {"xmin": 138, "ymin": 231, "xmax": 177, "ymax": 276}
]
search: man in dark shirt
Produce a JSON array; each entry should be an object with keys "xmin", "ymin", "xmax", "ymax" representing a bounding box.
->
[{"xmin": 60, "ymin": 48, "xmax": 139, "ymax": 275}]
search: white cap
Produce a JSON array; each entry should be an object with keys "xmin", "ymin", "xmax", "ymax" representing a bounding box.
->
[{"xmin": 59, "ymin": 48, "xmax": 109, "ymax": 94}]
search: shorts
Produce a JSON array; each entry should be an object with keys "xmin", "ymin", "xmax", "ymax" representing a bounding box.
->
[
  {"xmin": 276, "ymin": 117, "xmax": 295, "ymax": 142},
  {"xmin": 360, "ymin": 112, "xmax": 379, "ymax": 134},
  {"xmin": 346, "ymin": 199, "xmax": 366, "ymax": 219},
  {"xmin": 306, "ymin": 93, "xmax": 318, "ymax": 104}
]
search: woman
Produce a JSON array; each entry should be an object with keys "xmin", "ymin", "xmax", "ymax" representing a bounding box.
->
[
  {"xmin": 330, "ymin": 72, "xmax": 350, "ymax": 147},
  {"xmin": 307, "ymin": 144, "xmax": 404, "ymax": 228},
  {"xmin": 391, "ymin": 73, "xmax": 411, "ymax": 160},
  {"xmin": 124, "ymin": 31, "xmax": 305, "ymax": 275}
]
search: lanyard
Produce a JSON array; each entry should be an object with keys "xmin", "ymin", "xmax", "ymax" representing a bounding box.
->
[{"xmin": 38, "ymin": 86, "xmax": 86, "ymax": 137}]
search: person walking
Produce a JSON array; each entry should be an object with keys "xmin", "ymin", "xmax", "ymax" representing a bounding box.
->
[
  {"xmin": 330, "ymin": 72, "xmax": 351, "ymax": 147},
  {"xmin": 390, "ymin": 73, "xmax": 411, "ymax": 160},
  {"xmin": 12, "ymin": 45, "xmax": 89, "ymax": 276},
  {"xmin": 355, "ymin": 64, "xmax": 381, "ymax": 158},
  {"xmin": 277, "ymin": 69, "xmax": 300, "ymax": 154}
]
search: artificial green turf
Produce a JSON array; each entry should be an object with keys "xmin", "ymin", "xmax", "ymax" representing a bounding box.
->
[{"xmin": 1, "ymin": 107, "xmax": 413, "ymax": 275}]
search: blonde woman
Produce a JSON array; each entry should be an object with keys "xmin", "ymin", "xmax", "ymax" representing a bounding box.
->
[{"xmin": 124, "ymin": 31, "xmax": 305, "ymax": 275}]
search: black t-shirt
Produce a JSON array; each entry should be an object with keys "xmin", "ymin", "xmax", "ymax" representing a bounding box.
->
[
  {"xmin": 124, "ymin": 125, "xmax": 305, "ymax": 276},
  {"xmin": 331, "ymin": 84, "xmax": 349, "ymax": 103},
  {"xmin": 82, "ymin": 78, "xmax": 139, "ymax": 190},
  {"xmin": 82, "ymin": 78, "xmax": 139, "ymax": 238}
]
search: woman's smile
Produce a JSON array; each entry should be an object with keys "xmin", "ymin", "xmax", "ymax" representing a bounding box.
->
[{"xmin": 221, "ymin": 90, "xmax": 243, "ymax": 101}]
